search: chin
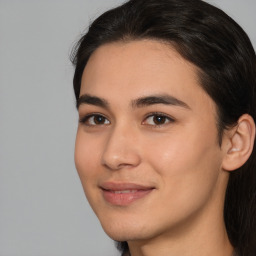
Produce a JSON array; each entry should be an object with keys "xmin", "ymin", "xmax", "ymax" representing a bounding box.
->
[
  {"xmin": 98, "ymin": 217, "xmax": 137, "ymax": 240},
  {"xmin": 99, "ymin": 216, "xmax": 160, "ymax": 242},
  {"xmin": 100, "ymin": 222, "xmax": 138, "ymax": 241},
  {"xmin": 103, "ymin": 229, "xmax": 148, "ymax": 243}
]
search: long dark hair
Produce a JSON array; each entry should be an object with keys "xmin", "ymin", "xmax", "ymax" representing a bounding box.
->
[{"xmin": 70, "ymin": 1, "xmax": 256, "ymax": 255}]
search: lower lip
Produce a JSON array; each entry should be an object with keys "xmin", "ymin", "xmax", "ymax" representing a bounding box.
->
[{"xmin": 102, "ymin": 189, "xmax": 153, "ymax": 206}]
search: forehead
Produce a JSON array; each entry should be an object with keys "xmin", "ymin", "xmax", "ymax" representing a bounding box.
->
[{"xmin": 80, "ymin": 39, "xmax": 215, "ymax": 113}]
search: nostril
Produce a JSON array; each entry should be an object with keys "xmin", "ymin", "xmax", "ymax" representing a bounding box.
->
[
  {"xmin": 101, "ymin": 147, "xmax": 141, "ymax": 170},
  {"xmin": 102, "ymin": 156, "xmax": 140, "ymax": 170}
]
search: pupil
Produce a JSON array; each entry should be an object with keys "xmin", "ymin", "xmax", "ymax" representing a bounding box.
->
[
  {"xmin": 153, "ymin": 116, "xmax": 165, "ymax": 124},
  {"xmin": 95, "ymin": 116, "xmax": 105, "ymax": 124}
]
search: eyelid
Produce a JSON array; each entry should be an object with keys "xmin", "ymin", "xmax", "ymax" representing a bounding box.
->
[
  {"xmin": 142, "ymin": 112, "xmax": 175, "ymax": 126},
  {"xmin": 79, "ymin": 113, "xmax": 110, "ymax": 126},
  {"xmin": 79, "ymin": 111, "xmax": 175, "ymax": 127}
]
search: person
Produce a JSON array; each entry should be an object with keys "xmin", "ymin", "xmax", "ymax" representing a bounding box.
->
[{"xmin": 70, "ymin": 0, "xmax": 256, "ymax": 255}]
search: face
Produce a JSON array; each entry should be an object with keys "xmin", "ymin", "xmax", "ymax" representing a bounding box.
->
[{"xmin": 75, "ymin": 40, "xmax": 228, "ymax": 243}]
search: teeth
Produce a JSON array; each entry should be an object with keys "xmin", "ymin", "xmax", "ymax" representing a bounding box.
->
[{"xmin": 113, "ymin": 190, "xmax": 137, "ymax": 194}]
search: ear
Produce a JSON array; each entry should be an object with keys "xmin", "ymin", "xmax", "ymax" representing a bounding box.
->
[{"xmin": 221, "ymin": 114, "xmax": 255, "ymax": 171}]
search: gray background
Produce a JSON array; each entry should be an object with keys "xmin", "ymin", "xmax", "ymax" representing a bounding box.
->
[{"xmin": 0, "ymin": 1, "xmax": 255, "ymax": 256}]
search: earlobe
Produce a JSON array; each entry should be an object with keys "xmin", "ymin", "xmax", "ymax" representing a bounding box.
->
[{"xmin": 222, "ymin": 114, "xmax": 255, "ymax": 171}]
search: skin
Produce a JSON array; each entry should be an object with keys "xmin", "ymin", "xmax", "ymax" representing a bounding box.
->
[{"xmin": 75, "ymin": 40, "xmax": 234, "ymax": 256}]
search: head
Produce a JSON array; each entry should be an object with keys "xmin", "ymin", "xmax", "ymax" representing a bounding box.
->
[{"xmin": 71, "ymin": 0, "xmax": 256, "ymax": 255}]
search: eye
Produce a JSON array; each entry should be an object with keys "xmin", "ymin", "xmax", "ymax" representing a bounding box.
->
[
  {"xmin": 80, "ymin": 114, "xmax": 110, "ymax": 126},
  {"xmin": 143, "ymin": 113, "xmax": 174, "ymax": 126}
]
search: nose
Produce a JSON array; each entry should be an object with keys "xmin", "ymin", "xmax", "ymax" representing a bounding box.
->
[{"xmin": 101, "ymin": 124, "xmax": 141, "ymax": 170}]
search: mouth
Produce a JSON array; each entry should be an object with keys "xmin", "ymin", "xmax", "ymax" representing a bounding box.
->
[{"xmin": 100, "ymin": 182, "xmax": 155, "ymax": 206}]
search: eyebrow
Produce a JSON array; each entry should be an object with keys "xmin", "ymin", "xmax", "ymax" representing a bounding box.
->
[
  {"xmin": 77, "ymin": 94, "xmax": 109, "ymax": 109},
  {"xmin": 131, "ymin": 94, "xmax": 190, "ymax": 109},
  {"xmin": 77, "ymin": 93, "xmax": 190, "ymax": 110}
]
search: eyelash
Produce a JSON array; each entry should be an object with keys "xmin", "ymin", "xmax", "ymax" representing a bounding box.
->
[
  {"xmin": 79, "ymin": 112, "xmax": 175, "ymax": 127},
  {"xmin": 143, "ymin": 112, "xmax": 175, "ymax": 127},
  {"xmin": 79, "ymin": 113, "xmax": 110, "ymax": 126}
]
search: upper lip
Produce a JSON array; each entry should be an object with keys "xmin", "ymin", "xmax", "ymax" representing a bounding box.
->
[{"xmin": 100, "ymin": 182, "xmax": 155, "ymax": 191}]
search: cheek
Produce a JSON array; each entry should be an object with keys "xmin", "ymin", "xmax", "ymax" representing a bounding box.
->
[
  {"xmin": 151, "ymin": 120, "xmax": 219, "ymax": 168},
  {"xmin": 74, "ymin": 130, "xmax": 104, "ymax": 211},
  {"xmin": 145, "ymin": 124, "xmax": 222, "ymax": 193},
  {"xmin": 142, "ymin": 129, "xmax": 223, "ymax": 224},
  {"xmin": 74, "ymin": 129, "xmax": 102, "ymax": 182}
]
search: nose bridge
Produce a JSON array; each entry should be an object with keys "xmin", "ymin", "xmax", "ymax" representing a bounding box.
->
[{"xmin": 101, "ymin": 122, "xmax": 141, "ymax": 170}]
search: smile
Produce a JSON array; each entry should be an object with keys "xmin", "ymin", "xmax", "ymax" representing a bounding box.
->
[
  {"xmin": 112, "ymin": 190, "xmax": 138, "ymax": 194},
  {"xmin": 100, "ymin": 182, "xmax": 155, "ymax": 206}
]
